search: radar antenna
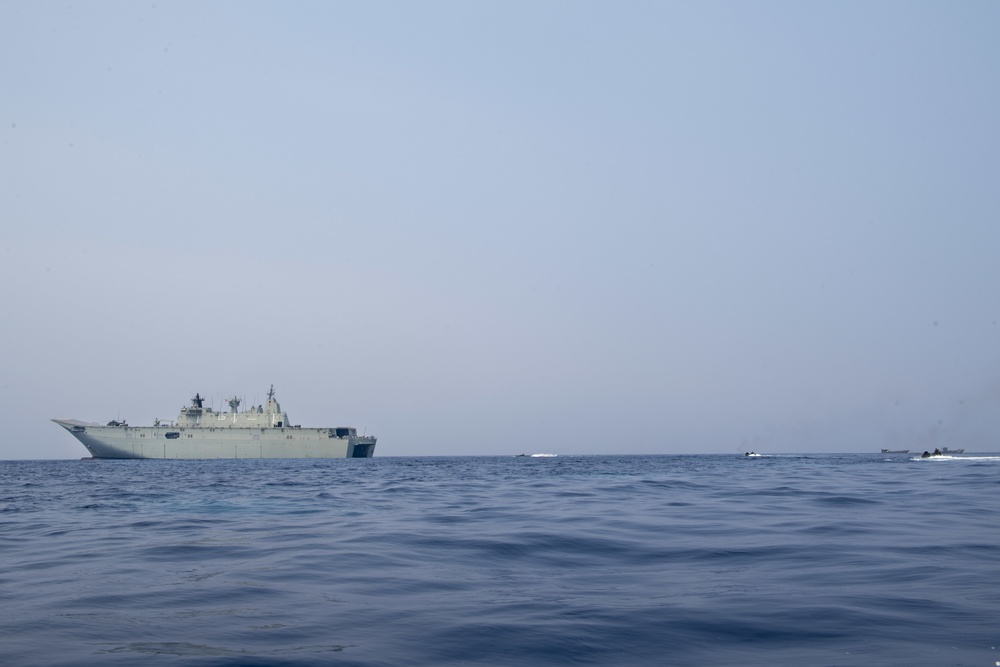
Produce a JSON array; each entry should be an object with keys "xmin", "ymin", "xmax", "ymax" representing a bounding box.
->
[
  {"xmin": 267, "ymin": 384, "xmax": 275, "ymax": 401},
  {"xmin": 192, "ymin": 393, "xmax": 204, "ymax": 408}
]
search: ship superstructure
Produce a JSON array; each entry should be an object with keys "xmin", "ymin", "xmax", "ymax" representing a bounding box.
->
[{"xmin": 53, "ymin": 386, "xmax": 376, "ymax": 459}]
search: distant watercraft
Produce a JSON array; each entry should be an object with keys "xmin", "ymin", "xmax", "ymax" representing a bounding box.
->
[
  {"xmin": 921, "ymin": 447, "xmax": 966, "ymax": 458},
  {"xmin": 744, "ymin": 452, "xmax": 763, "ymax": 457},
  {"xmin": 530, "ymin": 453, "xmax": 557, "ymax": 457},
  {"xmin": 881, "ymin": 449, "xmax": 910, "ymax": 454}
]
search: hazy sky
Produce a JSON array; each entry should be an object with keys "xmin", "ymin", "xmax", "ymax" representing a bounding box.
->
[{"xmin": 2, "ymin": 1, "xmax": 999, "ymax": 459}]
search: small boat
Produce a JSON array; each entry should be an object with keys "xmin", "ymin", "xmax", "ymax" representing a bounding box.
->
[
  {"xmin": 922, "ymin": 447, "xmax": 966, "ymax": 457},
  {"xmin": 744, "ymin": 451, "xmax": 763, "ymax": 457},
  {"xmin": 881, "ymin": 449, "xmax": 910, "ymax": 454}
]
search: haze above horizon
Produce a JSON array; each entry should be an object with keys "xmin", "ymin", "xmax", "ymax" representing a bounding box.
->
[{"xmin": 2, "ymin": 2, "xmax": 998, "ymax": 458}]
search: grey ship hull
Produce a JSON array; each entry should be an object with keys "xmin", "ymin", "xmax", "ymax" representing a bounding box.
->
[{"xmin": 52, "ymin": 420, "xmax": 376, "ymax": 459}]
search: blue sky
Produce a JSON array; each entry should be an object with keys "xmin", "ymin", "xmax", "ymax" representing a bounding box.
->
[{"xmin": 2, "ymin": 1, "xmax": 999, "ymax": 458}]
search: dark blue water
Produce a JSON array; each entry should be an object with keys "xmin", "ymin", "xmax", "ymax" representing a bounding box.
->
[{"xmin": 2, "ymin": 454, "xmax": 999, "ymax": 666}]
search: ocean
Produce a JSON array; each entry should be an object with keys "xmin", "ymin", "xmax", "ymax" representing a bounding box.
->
[{"xmin": 1, "ymin": 453, "xmax": 998, "ymax": 666}]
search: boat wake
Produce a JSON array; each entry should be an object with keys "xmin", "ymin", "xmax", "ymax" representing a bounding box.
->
[{"xmin": 914, "ymin": 454, "xmax": 1000, "ymax": 461}]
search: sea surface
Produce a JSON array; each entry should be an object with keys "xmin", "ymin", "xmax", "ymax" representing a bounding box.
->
[{"xmin": 2, "ymin": 453, "xmax": 999, "ymax": 666}]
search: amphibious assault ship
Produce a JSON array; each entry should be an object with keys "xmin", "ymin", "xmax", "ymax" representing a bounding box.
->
[{"xmin": 52, "ymin": 386, "xmax": 376, "ymax": 459}]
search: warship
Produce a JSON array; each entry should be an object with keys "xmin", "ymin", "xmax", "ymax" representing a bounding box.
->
[{"xmin": 52, "ymin": 386, "xmax": 376, "ymax": 459}]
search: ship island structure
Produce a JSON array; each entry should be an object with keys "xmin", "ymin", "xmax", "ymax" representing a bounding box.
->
[{"xmin": 52, "ymin": 386, "xmax": 376, "ymax": 459}]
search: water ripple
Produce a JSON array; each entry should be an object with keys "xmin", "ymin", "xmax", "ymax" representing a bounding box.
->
[{"xmin": 1, "ymin": 454, "xmax": 998, "ymax": 666}]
